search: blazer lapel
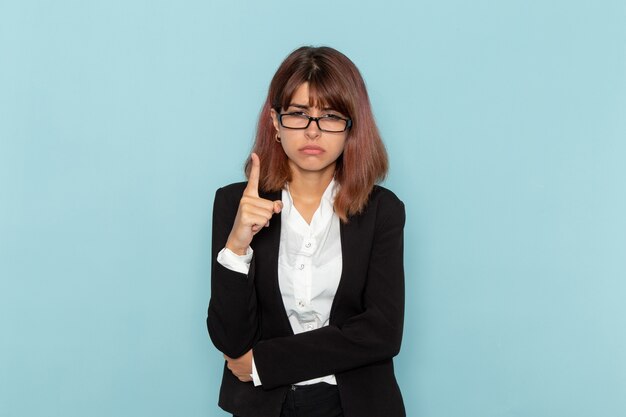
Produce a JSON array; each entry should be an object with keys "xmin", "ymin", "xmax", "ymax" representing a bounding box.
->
[
  {"xmin": 329, "ymin": 214, "xmax": 364, "ymax": 323},
  {"xmin": 253, "ymin": 189, "xmax": 294, "ymax": 335}
]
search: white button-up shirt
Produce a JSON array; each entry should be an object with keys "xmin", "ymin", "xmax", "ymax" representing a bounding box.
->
[{"xmin": 217, "ymin": 179, "xmax": 342, "ymax": 386}]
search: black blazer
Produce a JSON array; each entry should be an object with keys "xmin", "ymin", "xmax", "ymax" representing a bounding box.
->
[{"xmin": 207, "ymin": 182, "xmax": 406, "ymax": 417}]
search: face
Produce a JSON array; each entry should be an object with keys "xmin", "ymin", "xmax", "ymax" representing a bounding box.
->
[{"xmin": 271, "ymin": 82, "xmax": 348, "ymax": 179}]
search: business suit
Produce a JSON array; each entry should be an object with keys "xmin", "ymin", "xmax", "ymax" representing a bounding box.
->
[{"xmin": 207, "ymin": 181, "xmax": 406, "ymax": 417}]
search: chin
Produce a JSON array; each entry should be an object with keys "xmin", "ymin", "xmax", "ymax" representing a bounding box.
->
[
  {"xmin": 287, "ymin": 153, "xmax": 339, "ymax": 173},
  {"xmin": 294, "ymin": 161, "xmax": 334, "ymax": 173}
]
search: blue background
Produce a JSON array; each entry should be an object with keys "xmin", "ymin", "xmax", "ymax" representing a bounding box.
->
[{"xmin": 1, "ymin": 1, "xmax": 625, "ymax": 416}]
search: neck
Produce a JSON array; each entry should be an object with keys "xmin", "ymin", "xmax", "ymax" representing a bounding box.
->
[{"xmin": 287, "ymin": 161, "xmax": 335, "ymax": 202}]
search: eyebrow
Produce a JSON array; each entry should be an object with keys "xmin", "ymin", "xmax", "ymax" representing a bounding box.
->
[
  {"xmin": 287, "ymin": 103, "xmax": 336, "ymax": 111},
  {"xmin": 287, "ymin": 103, "xmax": 309, "ymax": 109}
]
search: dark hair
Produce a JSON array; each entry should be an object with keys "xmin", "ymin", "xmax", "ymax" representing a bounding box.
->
[{"xmin": 246, "ymin": 46, "xmax": 388, "ymax": 221}]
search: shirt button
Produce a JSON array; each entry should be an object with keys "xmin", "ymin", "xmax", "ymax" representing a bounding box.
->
[
  {"xmin": 298, "ymin": 264, "xmax": 305, "ymax": 270},
  {"xmin": 297, "ymin": 300, "xmax": 305, "ymax": 308},
  {"xmin": 305, "ymin": 242, "xmax": 312, "ymax": 248}
]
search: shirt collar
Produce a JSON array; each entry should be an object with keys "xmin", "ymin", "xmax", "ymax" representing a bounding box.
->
[{"xmin": 282, "ymin": 178, "xmax": 339, "ymax": 230}]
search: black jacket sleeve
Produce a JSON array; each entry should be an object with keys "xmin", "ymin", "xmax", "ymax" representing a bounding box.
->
[
  {"xmin": 253, "ymin": 193, "xmax": 405, "ymax": 389},
  {"xmin": 206, "ymin": 184, "xmax": 260, "ymax": 358}
]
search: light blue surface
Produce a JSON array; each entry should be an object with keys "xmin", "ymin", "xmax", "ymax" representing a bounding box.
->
[{"xmin": 1, "ymin": 1, "xmax": 625, "ymax": 416}]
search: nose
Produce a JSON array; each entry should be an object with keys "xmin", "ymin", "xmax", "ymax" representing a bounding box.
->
[{"xmin": 304, "ymin": 117, "xmax": 322, "ymax": 140}]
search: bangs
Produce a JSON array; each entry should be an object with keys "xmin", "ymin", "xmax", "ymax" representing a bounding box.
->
[{"xmin": 277, "ymin": 67, "xmax": 352, "ymax": 117}]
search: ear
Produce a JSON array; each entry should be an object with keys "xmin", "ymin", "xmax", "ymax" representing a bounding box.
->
[{"xmin": 270, "ymin": 108, "xmax": 280, "ymax": 132}]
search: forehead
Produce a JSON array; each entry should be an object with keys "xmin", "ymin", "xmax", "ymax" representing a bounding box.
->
[
  {"xmin": 290, "ymin": 83, "xmax": 310, "ymax": 102},
  {"xmin": 285, "ymin": 82, "xmax": 338, "ymax": 111},
  {"xmin": 288, "ymin": 82, "xmax": 326, "ymax": 108}
]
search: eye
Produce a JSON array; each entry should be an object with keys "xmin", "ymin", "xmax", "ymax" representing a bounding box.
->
[
  {"xmin": 288, "ymin": 111, "xmax": 309, "ymax": 118},
  {"xmin": 322, "ymin": 113, "xmax": 344, "ymax": 120}
]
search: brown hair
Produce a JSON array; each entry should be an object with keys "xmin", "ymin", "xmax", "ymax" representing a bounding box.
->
[{"xmin": 245, "ymin": 46, "xmax": 388, "ymax": 222}]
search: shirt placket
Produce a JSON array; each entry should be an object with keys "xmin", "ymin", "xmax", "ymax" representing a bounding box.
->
[{"xmin": 294, "ymin": 233, "xmax": 317, "ymax": 331}]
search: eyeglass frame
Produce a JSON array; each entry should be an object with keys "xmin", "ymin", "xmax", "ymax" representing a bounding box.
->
[{"xmin": 277, "ymin": 111, "xmax": 353, "ymax": 133}]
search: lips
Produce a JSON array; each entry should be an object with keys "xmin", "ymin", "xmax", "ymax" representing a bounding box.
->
[{"xmin": 299, "ymin": 145, "xmax": 325, "ymax": 155}]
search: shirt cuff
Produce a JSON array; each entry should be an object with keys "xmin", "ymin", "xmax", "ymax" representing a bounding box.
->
[
  {"xmin": 217, "ymin": 247, "xmax": 253, "ymax": 275},
  {"xmin": 251, "ymin": 353, "xmax": 262, "ymax": 387}
]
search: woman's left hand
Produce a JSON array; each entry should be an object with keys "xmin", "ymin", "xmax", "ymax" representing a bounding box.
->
[{"xmin": 224, "ymin": 349, "xmax": 253, "ymax": 382}]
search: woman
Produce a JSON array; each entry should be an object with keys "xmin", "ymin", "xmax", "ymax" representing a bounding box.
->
[{"xmin": 207, "ymin": 46, "xmax": 406, "ymax": 417}]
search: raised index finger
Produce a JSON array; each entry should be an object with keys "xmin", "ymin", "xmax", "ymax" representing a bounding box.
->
[{"xmin": 244, "ymin": 153, "xmax": 260, "ymax": 197}]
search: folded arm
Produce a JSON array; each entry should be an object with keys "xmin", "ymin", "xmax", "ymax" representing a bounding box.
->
[{"xmin": 252, "ymin": 197, "xmax": 406, "ymax": 389}]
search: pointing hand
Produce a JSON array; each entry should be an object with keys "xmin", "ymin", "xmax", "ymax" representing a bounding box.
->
[{"xmin": 225, "ymin": 153, "xmax": 283, "ymax": 255}]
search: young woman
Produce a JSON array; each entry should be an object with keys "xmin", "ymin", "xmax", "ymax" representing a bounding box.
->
[{"xmin": 207, "ymin": 46, "xmax": 406, "ymax": 417}]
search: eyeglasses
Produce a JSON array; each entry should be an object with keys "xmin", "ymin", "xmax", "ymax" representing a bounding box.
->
[{"xmin": 278, "ymin": 112, "xmax": 352, "ymax": 133}]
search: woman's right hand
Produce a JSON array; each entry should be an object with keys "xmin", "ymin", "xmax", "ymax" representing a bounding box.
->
[{"xmin": 225, "ymin": 153, "xmax": 283, "ymax": 255}]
